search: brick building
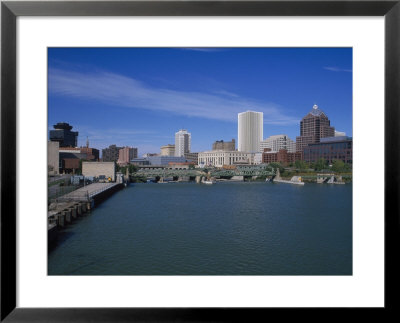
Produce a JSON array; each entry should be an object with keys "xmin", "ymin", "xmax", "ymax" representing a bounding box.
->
[
  {"xmin": 296, "ymin": 104, "xmax": 335, "ymax": 152},
  {"xmin": 58, "ymin": 146, "xmax": 100, "ymax": 174},
  {"xmin": 59, "ymin": 146, "xmax": 100, "ymax": 161},
  {"xmin": 117, "ymin": 146, "xmax": 138, "ymax": 165},
  {"xmin": 262, "ymin": 148, "xmax": 302, "ymax": 165},
  {"xmin": 102, "ymin": 144, "xmax": 123, "ymax": 162}
]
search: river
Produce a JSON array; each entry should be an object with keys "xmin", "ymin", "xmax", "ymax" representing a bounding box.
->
[{"xmin": 48, "ymin": 181, "xmax": 352, "ymax": 275}]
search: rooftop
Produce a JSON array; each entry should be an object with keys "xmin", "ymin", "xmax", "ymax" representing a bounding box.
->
[
  {"xmin": 308, "ymin": 104, "xmax": 326, "ymax": 117},
  {"xmin": 53, "ymin": 122, "xmax": 73, "ymax": 130}
]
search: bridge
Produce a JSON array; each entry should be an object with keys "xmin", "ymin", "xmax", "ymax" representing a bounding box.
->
[{"xmin": 132, "ymin": 164, "xmax": 276, "ymax": 181}]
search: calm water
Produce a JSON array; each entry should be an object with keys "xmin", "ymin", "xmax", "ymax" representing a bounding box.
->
[{"xmin": 48, "ymin": 182, "xmax": 352, "ymax": 275}]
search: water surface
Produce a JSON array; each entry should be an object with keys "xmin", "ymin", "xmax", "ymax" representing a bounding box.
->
[{"xmin": 48, "ymin": 182, "xmax": 352, "ymax": 275}]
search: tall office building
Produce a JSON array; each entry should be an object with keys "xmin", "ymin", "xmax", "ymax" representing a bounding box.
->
[
  {"xmin": 296, "ymin": 104, "xmax": 335, "ymax": 152},
  {"xmin": 49, "ymin": 122, "xmax": 79, "ymax": 147},
  {"xmin": 259, "ymin": 135, "xmax": 296, "ymax": 153},
  {"xmin": 102, "ymin": 144, "xmax": 123, "ymax": 162},
  {"xmin": 117, "ymin": 146, "xmax": 138, "ymax": 165},
  {"xmin": 175, "ymin": 129, "xmax": 191, "ymax": 157},
  {"xmin": 238, "ymin": 111, "xmax": 263, "ymax": 152}
]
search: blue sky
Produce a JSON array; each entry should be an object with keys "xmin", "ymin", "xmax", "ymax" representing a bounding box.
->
[{"xmin": 48, "ymin": 48, "xmax": 352, "ymax": 156}]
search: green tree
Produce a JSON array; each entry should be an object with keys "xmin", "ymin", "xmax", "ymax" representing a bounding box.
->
[
  {"xmin": 331, "ymin": 159, "xmax": 348, "ymax": 173},
  {"xmin": 344, "ymin": 162, "xmax": 352, "ymax": 172},
  {"xmin": 128, "ymin": 164, "xmax": 138, "ymax": 173},
  {"xmin": 314, "ymin": 158, "xmax": 327, "ymax": 171},
  {"xmin": 294, "ymin": 160, "xmax": 308, "ymax": 171},
  {"xmin": 269, "ymin": 162, "xmax": 284, "ymax": 174},
  {"xmin": 76, "ymin": 159, "xmax": 86, "ymax": 175}
]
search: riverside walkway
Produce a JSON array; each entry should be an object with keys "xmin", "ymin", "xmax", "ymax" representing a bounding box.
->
[
  {"xmin": 48, "ymin": 182, "xmax": 124, "ymax": 244},
  {"xmin": 56, "ymin": 182, "xmax": 120, "ymax": 202}
]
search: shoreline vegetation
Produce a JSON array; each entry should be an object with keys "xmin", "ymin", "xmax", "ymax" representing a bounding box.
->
[
  {"xmin": 265, "ymin": 159, "xmax": 352, "ymax": 183},
  {"xmin": 127, "ymin": 158, "xmax": 352, "ymax": 184}
]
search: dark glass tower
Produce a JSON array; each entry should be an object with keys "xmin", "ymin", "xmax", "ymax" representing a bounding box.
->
[{"xmin": 49, "ymin": 122, "xmax": 79, "ymax": 147}]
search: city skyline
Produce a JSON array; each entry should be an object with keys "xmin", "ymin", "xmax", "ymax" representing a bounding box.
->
[{"xmin": 48, "ymin": 48, "xmax": 352, "ymax": 154}]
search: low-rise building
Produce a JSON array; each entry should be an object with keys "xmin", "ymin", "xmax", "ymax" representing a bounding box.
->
[
  {"xmin": 303, "ymin": 136, "xmax": 352, "ymax": 164},
  {"xmin": 131, "ymin": 158, "xmax": 150, "ymax": 166},
  {"xmin": 160, "ymin": 144, "xmax": 175, "ymax": 156},
  {"xmin": 253, "ymin": 152, "xmax": 263, "ymax": 165},
  {"xmin": 143, "ymin": 153, "xmax": 159, "ymax": 158},
  {"xmin": 61, "ymin": 158, "xmax": 81, "ymax": 174},
  {"xmin": 147, "ymin": 155, "xmax": 186, "ymax": 165},
  {"xmin": 262, "ymin": 148, "xmax": 302, "ymax": 164},
  {"xmin": 58, "ymin": 151, "xmax": 87, "ymax": 174},
  {"xmin": 59, "ymin": 146, "xmax": 100, "ymax": 161},
  {"xmin": 184, "ymin": 152, "xmax": 199, "ymax": 164},
  {"xmin": 82, "ymin": 161, "xmax": 116, "ymax": 181},
  {"xmin": 198, "ymin": 150, "xmax": 254, "ymax": 167},
  {"xmin": 168, "ymin": 162, "xmax": 194, "ymax": 170},
  {"xmin": 212, "ymin": 139, "xmax": 235, "ymax": 151},
  {"xmin": 259, "ymin": 134, "xmax": 296, "ymax": 153},
  {"xmin": 58, "ymin": 146, "xmax": 100, "ymax": 174},
  {"xmin": 335, "ymin": 130, "xmax": 346, "ymax": 137}
]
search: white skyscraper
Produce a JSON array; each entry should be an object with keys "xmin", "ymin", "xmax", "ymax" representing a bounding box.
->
[
  {"xmin": 238, "ymin": 111, "xmax": 263, "ymax": 152},
  {"xmin": 175, "ymin": 129, "xmax": 191, "ymax": 157}
]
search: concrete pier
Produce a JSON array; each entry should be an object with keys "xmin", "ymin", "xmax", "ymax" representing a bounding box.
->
[
  {"xmin": 48, "ymin": 182, "xmax": 125, "ymax": 246},
  {"xmin": 57, "ymin": 213, "xmax": 65, "ymax": 227},
  {"xmin": 81, "ymin": 202, "xmax": 87, "ymax": 213},
  {"xmin": 64, "ymin": 210, "xmax": 72, "ymax": 223},
  {"xmin": 69, "ymin": 206, "xmax": 77, "ymax": 219},
  {"xmin": 231, "ymin": 176, "xmax": 244, "ymax": 181},
  {"xmin": 77, "ymin": 204, "xmax": 82, "ymax": 215}
]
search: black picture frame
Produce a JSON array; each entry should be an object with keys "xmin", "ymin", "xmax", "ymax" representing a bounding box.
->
[{"xmin": 1, "ymin": 0, "xmax": 399, "ymax": 321}]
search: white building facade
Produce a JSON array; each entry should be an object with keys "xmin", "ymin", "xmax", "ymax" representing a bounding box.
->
[
  {"xmin": 335, "ymin": 130, "xmax": 346, "ymax": 137},
  {"xmin": 259, "ymin": 134, "xmax": 296, "ymax": 153},
  {"xmin": 160, "ymin": 144, "xmax": 175, "ymax": 156},
  {"xmin": 175, "ymin": 129, "xmax": 191, "ymax": 157},
  {"xmin": 253, "ymin": 152, "xmax": 263, "ymax": 165},
  {"xmin": 198, "ymin": 150, "xmax": 254, "ymax": 167},
  {"xmin": 238, "ymin": 111, "xmax": 263, "ymax": 152}
]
